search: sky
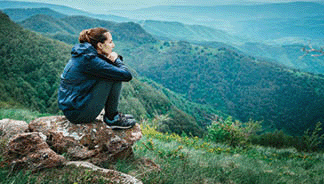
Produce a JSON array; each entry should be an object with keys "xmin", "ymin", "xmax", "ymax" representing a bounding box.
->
[{"xmin": 4, "ymin": 0, "xmax": 324, "ymax": 12}]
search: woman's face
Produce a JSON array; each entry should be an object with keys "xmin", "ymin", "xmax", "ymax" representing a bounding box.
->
[{"xmin": 97, "ymin": 32, "xmax": 115, "ymax": 56}]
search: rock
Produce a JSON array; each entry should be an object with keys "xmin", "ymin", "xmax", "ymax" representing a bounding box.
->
[
  {"xmin": 6, "ymin": 132, "xmax": 66, "ymax": 172},
  {"xmin": 66, "ymin": 161, "xmax": 143, "ymax": 184},
  {"xmin": 0, "ymin": 119, "xmax": 28, "ymax": 140},
  {"xmin": 28, "ymin": 116, "xmax": 142, "ymax": 165},
  {"xmin": 1, "ymin": 116, "xmax": 143, "ymax": 182}
]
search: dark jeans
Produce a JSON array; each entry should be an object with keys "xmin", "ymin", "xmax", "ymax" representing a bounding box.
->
[{"xmin": 63, "ymin": 81, "xmax": 122, "ymax": 124}]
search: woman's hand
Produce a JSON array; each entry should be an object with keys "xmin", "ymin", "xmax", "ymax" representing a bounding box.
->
[{"xmin": 107, "ymin": 52, "xmax": 118, "ymax": 62}]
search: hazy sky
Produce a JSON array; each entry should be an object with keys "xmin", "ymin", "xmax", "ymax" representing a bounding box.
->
[{"xmin": 5, "ymin": 0, "xmax": 324, "ymax": 12}]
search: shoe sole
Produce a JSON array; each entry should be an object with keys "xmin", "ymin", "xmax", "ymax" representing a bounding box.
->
[{"xmin": 107, "ymin": 124, "xmax": 135, "ymax": 130}]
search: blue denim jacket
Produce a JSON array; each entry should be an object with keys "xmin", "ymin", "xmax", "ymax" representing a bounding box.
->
[{"xmin": 58, "ymin": 42, "xmax": 132, "ymax": 111}]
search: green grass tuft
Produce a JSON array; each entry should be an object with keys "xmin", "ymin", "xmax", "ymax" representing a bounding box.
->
[{"xmin": 0, "ymin": 108, "xmax": 53, "ymax": 123}]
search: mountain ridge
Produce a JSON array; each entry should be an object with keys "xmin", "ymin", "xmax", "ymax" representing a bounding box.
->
[
  {"xmin": 0, "ymin": 1, "xmax": 131, "ymax": 22},
  {"xmin": 2, "ymin": 7, "xmax": 67, "ymax": 21},
  {"xmin": 4, "ymin": 3, "xmax": 324, "ymax": 74}
]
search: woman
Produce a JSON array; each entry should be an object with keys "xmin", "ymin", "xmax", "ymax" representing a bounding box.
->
[{"xmin": 58, "ymin": 27, "xmax": 135, "ymax": 129}]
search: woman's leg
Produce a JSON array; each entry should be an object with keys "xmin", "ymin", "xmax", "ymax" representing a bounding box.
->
[
  {"xmin": 65, "ymin": 80, "xmax": 122, "ymax": 123},
  {"xmin": 104, "ymin": 81, "xmax": 122, "ymax": 119}
]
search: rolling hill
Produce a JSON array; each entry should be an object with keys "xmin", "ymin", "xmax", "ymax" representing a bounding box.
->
[
  {"xmin": 2, "ymin": 7, "xmax": 67, "ymax": 22},
  {"xmin": 237, "ymin": 42, "xmax": 324, "ymax": 74},
  {"xmin": 138, "ymin": 20, "xmax": 245, "ymax": 45},
  {"xmin": 127, "ymin": 39, "xmax": 324, "ymax": 135},
  {"xmin": 110, "ymin": 2, "xmax": 324, "ymax": 33},
  {"xmin": 0, "ymin": 1, "xmax": 131, "ymax": 22},
  {"xmin": 6, "ymin": 6, "xmax": 324, "ymax": 75}
]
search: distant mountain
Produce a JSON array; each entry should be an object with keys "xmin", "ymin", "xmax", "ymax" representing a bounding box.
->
[
  {"xmin": 0, "ymin": 1, "xmax": 131, "ymax": 22},
  {"xmin": 3, "ymin": 7, "xmax": 247, "ymax": 46},
  {"xmin": 18, "ymin": 14, "xmax": 157, "ymax": 45},
  {"xmin": 138, "ymin": 20, "xmax": 245, "ymax": 45},
  {"xmin": 110, "ymin": 2, "xmax": 324, "ymax": 38},
  {"xmin": 236, "ymin": 15, "xmax": 324, "ymax": 41},
  {"xmin": 19, "ymin": 14, "xmax": 76, "ymax": 34},
  {"xmin": 237, "ymin": 42, "xmax": 324, "ymax": 74},
  {"xmin": 2, "ymin": 7, "xmax": 67, "ymax": 22}
]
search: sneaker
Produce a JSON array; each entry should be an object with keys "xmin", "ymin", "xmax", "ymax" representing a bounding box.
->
[{"xmin": 104, "ymin": 113, "xmax": 136, "ymax": 130}]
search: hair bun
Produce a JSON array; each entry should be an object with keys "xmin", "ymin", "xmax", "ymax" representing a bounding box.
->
[
  {"xmin": 79, "ymin": 29, "xmax": 91, "ymax": 43},
  {"xmin": 78, "ymin": 27, "xmax": 109, "ymax": 48}
]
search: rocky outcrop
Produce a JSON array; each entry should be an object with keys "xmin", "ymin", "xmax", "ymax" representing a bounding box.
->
[
  {"xmin": 28, "ymin": 116, "xmax": 142, "ymax": 165},
  {"xmin": 0, "ymin": 116, "xmax": 143, "ymax": 183},
  {"xmin": 0, "ymin": 119, "xmax": 28, "ymax": 140},
  {"xmin": 66, "ymin": 161, "xmax": 142, "ymax": 184},
  {"xmin": 6, "ymin": 132, "xmax": 66, "ymax": 171}
]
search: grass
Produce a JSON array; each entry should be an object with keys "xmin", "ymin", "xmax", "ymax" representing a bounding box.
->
[
  {"xmin": 0, "ymin": 108, "xmax": 52, "ymax": 123},
  {"xmin": 126, "ymin": 134, "xmax": 324, "ymax": 184},
  {"xmin": 1, "ymin": 108, "xmax": 324, "ymax": 183}
]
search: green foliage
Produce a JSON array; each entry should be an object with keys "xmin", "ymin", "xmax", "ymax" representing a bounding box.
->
[
  {"xmin": 139, "ymin": 77, "xmax": 228, "ymax": 128},
  {"xmin": 135, "ymin": 126, "xmax": 324, "ymax": 183},
  {"xmin": 250, "ymin": 122, "xmax": 324, "ymax": 152},
  {"xmin": 119, "ymin": 78, "xmax": 205, "ymax": 137},
  {"xmin": 207, "ymin": 116, "xmax": 262, "ymax": 147},
  {"xmin": 127, "ymin": 38, "xmax": 324, "ymax": 136},
  {"xmin": 250, "ymin": 130, "xmax": 299, "ymax": 149},
  {"xmin": 0, "ymin": 165, "xmax": 114, "ymax": 184},
  {"xmin": 0, "ymin": 12, "xmax": 71, "ymax": 113},
  {"xmin": 0, "ymin": 108, "xmax": 51, "ymax": 123},
  {"xmin": 301, "ymin": 122, "xmax": 324, "ymax": 152},
  {"xmin": 0, "ymin": 169, "xmax": 36, "ymax": 184}
]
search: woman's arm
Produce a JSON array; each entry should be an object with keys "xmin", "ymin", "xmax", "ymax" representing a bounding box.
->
[{"xmin": 84, "ymin": 56, "xmax": 132, "ymax": 82}]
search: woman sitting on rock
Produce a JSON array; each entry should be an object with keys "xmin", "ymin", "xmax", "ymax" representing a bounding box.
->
[{"xmin": 58, "ymin": 27, "xmax": 135, "ymax": 129}]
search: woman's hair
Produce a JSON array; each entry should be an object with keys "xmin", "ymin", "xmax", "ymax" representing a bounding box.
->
[{"xmin": 79, "ymin": 27, "xmax": 109, "ymax": 49}]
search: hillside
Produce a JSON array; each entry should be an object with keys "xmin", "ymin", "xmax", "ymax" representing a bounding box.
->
[
  {"xmin": 0, "ymin": 12, "xmax": 71, "ymax": 112},
  {"xmin": 124, "ymin": 40, "xmax": 324, "ymax": 136},
  {"xmin": 2, "ymin": 7, "xmax": 67, "ymax": 22},
  {"xmin": 7, "ymin": 6, "xmax": 324, "ymax": 75},
  {"xmin": 0, "ymin": 12, "xmax": 204, "ymax": 136},
  {"xmin": 19, "ymin": 14, "xmax": 76, "ymax": 34},
  {"xmin": 237, "ymin": 42, "xmax": 324, "ymax": 74},
  {"xmin": 18, "ymin": 14, "xmax": 157, "ymax": 45},
  {"xmin": 0, "ymin": 1, "xmax": 131, "ymax": 22},
  {"xmin": 236, "ymin": 15, "xmax": 324, "ymax": 41},
  {"xmin": 110, "ymin": 2, "xmax": 324, "ymax": 33},
  {"xmin": 199, "ymin": 40, "xmax": 324, "ymax": 74},
  {"xmin": 138, "ymin": 20, "xmax": 245, "ymax": 45}
]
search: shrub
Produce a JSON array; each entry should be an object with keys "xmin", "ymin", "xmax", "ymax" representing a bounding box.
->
[
  {"xmin": 299, "ymin": 122, "xmax": 324, "ymax": 152},
  {"xmin": 249, "ymin": 130, "xmax": 299, "ymax": 149},
  {"xmin": 250, "ymin": 122, "xmax": 324, "ymax": 152},
  {"xmin": 207, "ymin": 116, "xmax": 262, "ymax": 147}
]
